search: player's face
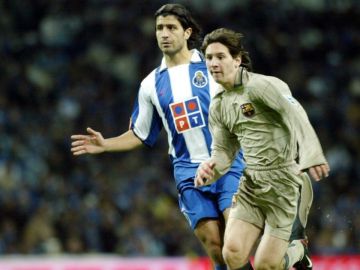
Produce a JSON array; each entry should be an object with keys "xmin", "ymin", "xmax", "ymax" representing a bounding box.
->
[
  {"xmin": 156, "ymin": 15, "xmax": 191, "ymax": 56},
  {"xmin": 205, "ymin": 42, "xmax": 241, "ymax": 89}
]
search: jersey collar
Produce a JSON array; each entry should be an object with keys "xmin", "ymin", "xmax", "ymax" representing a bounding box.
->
[
  {"xmin": 215, "ymin": 67, "xmax": 250, "ymax": 96},
  {"xmin": 158, "ymin": 49, "xmax": 204, "ymax": 72}
]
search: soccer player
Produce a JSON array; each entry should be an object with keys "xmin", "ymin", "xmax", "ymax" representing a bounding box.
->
[
  {"xmin": 71, "ymin": 4, "xmax": 246, "ymax": 270},
  {"xmin": 195, "ymin": 28, "xmax": 330, "ymax": 270}
]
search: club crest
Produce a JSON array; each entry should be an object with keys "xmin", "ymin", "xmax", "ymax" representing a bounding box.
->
[
  {"xmin": 241, "ymin": 103, "xmax": 255, "ymax": 117},
  {"xmin": 192, "ymin": 70, "xmax": 208, "ymax": 88}
]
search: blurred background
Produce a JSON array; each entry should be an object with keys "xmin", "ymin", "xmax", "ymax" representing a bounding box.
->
[{"xmin": 0, "ymin": 0, "xmax": 359, "ymax": 259}]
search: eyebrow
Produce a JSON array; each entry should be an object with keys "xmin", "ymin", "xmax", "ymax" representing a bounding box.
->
[
  {"xmin": 206, "ymin": 52, "xmax": 226, "ymax": 56},
  {"xmin": 157, "ymin": 23, "xmax": 177, "ymax": 26}
]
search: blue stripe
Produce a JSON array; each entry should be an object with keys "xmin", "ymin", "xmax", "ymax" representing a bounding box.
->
[
  {"xmin": 155, "ymin": 69, "xmax": 189, "ymax": 160},
  {"xmin": 188, "ymin": 62, "xmax": 212, "ymax": 155},
  {"xmin": 130, "ymin": 95, "xmax": 140, "ymax": 127},
  {"xmin": 144, "ymin": 107, "xmax": 162, "ymax": 146},
  {"xmin": 188, "ymin": 62, "xmax": 246, "ymax": 174}
]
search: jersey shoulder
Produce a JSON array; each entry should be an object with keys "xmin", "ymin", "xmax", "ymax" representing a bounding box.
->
[
  {"xmin": 249, "ymin": 72, "xmax": 291, "ymax": 95},
  {"xmin": 138, "ymin": 68, "xmax": 158, "ymax": 96}
]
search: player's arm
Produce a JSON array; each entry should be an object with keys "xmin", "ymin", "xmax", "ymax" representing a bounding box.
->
[
  {"xmin": 195, "ymin": 101, "xmax": 240, "ymax": 186},
  {"xmin": 71, "ymin": 79, "xmax": 162, "ymax": 156},
  {"xmin": 308, "ymin": 164, "xmax": 330, "ymax": 181},
  {"xmin": 71, "ymin": 128, "xmax": 142, "ymax": 156},
  {"xmin": 195, "ymin": 160, "xmax": 215, "ymax": 187},
  {"xmin": 256, "ymin": 80, "xmax": 329, "ymax": 180}
]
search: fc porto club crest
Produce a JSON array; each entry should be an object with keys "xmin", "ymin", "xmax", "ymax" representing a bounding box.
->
[
  {"xmin": 192, "ymin": 70, "xmax": 208, "ymax": 88},
  {"xmin": 241, "ymin": 103, "xmax": 255, "ymax": 117}
]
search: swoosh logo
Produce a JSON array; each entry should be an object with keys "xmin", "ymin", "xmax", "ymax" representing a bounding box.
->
[{"xmin": 305, "ymin": 255, "xmax": 313, "ymax": 268}]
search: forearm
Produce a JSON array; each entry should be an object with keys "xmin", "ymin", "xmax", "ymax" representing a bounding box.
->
[
  {"xmin": 208, "ymin": 113, "xmax": 239, "ymax": 181},
  {"xmin": 211, "ymin": 150, "xmax": 234, "ymax": 178},
  {"xmin": 197, "ymin": 152, "xmax": 234, "ymax": 186},
  {"xmin": 104, "ymin": 130, "xmax": 142, "ymax": 152},
  {"xmin": 258, "ymin": 85, "xmax": 327, "ymax": 170},
  {"xmin": 289, "ymin": 107, "xmax": 327, "ymax": 170}
]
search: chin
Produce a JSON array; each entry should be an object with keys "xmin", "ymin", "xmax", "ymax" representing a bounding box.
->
[
  {"xmin": 213, "ymin": 76, "xmax": 222, "ymax": 83},
  {"xmin": 162, "ymin": 46, "xmax": 176, "ymax": 51}
]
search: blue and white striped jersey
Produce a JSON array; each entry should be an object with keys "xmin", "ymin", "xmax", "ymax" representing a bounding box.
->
[{"xmin": 130, "ymin": 50, "xmax": 244, "ymax": 187}]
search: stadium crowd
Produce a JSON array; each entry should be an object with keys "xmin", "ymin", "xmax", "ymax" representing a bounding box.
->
[{"xmin": 0, "ymin": 0, "xmax": 359, "ymax": 257}]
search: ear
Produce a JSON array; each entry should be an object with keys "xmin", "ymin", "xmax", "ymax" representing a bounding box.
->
[
  {"xmin": 234, "ymin": 55, "xmax": 242, "ymax": 68},
  {"xmin": 184, "ymin": 27, "xmax": 192, "ymax": 40}
]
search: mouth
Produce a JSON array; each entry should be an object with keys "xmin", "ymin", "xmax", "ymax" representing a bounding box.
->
[
  {"xmin": 161, "ymin": 42, "xmax": 171, "ymax": 47},
  {"xmin": 211, "ymin": 71, "xmax": 221, "ymax": 76}
]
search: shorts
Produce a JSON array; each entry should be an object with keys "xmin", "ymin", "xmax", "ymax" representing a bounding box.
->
[
  {"xmin": 290, "ymin": 173, "xmax": 313, "ymax": 240},
  {"xmin": 229, "ymin": 164, "xmax": 307, "ymax": 240},
  {"xmin": 178, "ymin": 171, "xmax": 241, "ymax": 230}
]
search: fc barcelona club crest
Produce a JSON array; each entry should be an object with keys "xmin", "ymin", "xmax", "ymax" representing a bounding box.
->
[
  {"xmin": 192, "ymin": 70, "xmax": 208, "ymax": 88},
  {"xmin": 241, "ymin": 103, "xmax": 255, "ymax": 117}
]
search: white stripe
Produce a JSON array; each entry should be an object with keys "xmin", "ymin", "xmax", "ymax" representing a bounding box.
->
[
  {"xmin": 168, "ymin": 65, "xmax": 210, "ymax": 162},
  {"xmin": 133, "ymin": 80, "xmax": 154, "ymax": 141},
  {"xmin": 207, "ymin": 70, "xmax": 219, "ymax": 98}
]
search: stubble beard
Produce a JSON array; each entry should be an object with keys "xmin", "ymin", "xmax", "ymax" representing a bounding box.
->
[{"xmin": 161, "ymin": 44, "xmax": 183, "ymax": 57}]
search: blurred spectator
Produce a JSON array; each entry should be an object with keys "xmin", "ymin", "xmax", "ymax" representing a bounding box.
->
[{"xmin": 0, "ymin": 0, "xmax": 359, "ymax": 256}]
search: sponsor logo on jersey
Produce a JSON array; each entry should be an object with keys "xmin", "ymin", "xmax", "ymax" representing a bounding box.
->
[
  {"xmin": 241, "ymin": 103, "xmax": 255, "ymax": 117},
  {"xmin": 170, "ymin": 96, "xmax": 205, "ymax": 133},
  {"xmin": 192, "ymin": 70, "xmax": 208, "ymax": 88}
]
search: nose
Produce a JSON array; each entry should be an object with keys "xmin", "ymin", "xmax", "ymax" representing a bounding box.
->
[
  {"xmin": 160, "ymin": 28, "xmax": 170, "ymax": 38},
  {"xmin": 209, "ymin": 58, "xmax": 219, "ymax": 67}
]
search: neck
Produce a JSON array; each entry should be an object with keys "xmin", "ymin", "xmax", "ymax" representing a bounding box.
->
[
  {"xmin": 234, "ymin": 67, "xmax": 244, "ymax": 87},
  {"xmin": 222, "ymin": 82, "xmax": 234, "ymax": 91},
  {"xmin": 164, "ymin": 48, "xmax": 193, "ymax": 68}
]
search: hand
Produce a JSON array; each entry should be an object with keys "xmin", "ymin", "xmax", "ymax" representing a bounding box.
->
[
  {"xmin": 308, "ymin": 163, "xmax": 330, "ymax": 181},
  {"xmin": 194, "ymin": 161, "xmax": 216, "ymax": 187},
  {"xmin": 71, "ymin": 127, "xmax": 106, "ymax": 155}
]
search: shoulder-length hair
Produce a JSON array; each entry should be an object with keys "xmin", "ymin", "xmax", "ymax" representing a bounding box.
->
[
  {"xmin": 155, "ymin": 4, "xmax": 202, "ymax": 50},
  {"xmin": 201, "ymin": 28, "xmax": 252, "ymax": 71}
]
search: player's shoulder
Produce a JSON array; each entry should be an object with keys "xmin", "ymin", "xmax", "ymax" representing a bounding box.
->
[
  {"xmin": 249, "ymin": 72, "xmax": 290, "ymax": 93},
  {"xmin": 140, "ymin": 68, "xmax": 157, "ymax": 90}
]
